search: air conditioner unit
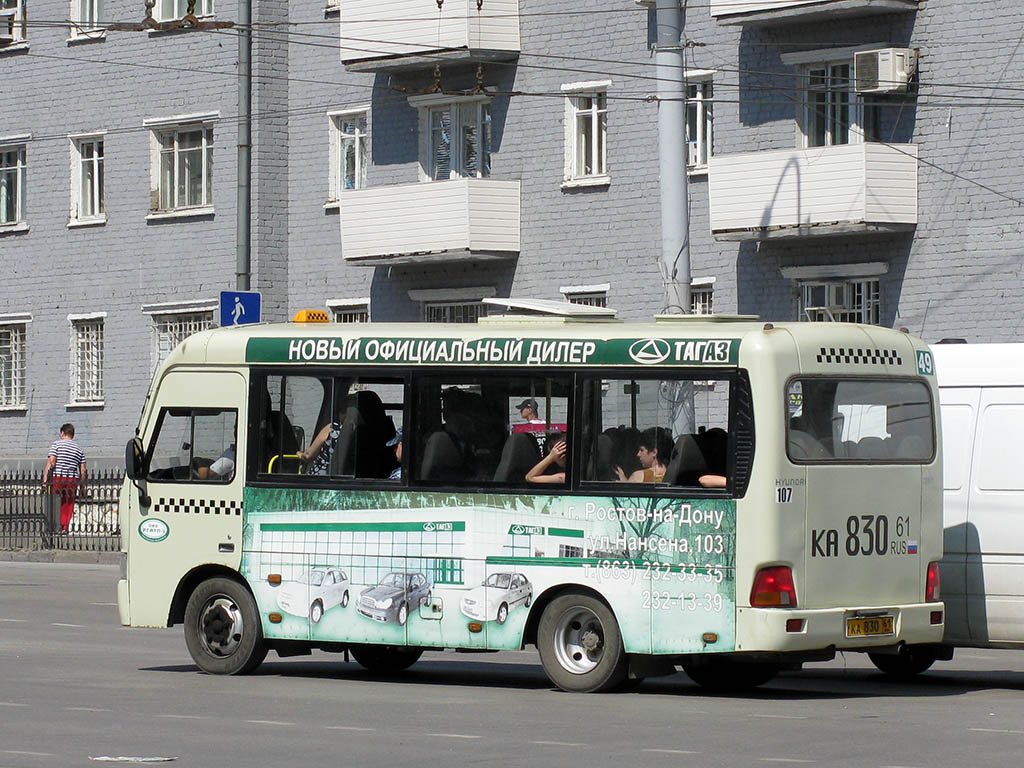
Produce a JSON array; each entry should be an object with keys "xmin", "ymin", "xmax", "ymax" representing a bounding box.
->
[{"xmin": 854, "ymin": 48, "xmax": 916, "ymax": 94}]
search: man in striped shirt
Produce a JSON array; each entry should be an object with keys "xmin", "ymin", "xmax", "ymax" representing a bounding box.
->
[{"xmin": 43, "ymin": 423, "xmax": 87, "ymax": 532}]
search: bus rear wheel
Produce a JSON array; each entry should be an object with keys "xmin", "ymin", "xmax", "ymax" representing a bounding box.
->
[
  {"xmin": 537, "ymin": 593, "xmax": 627, "ymax": 693},
  {"xmin": 184, "ymin": 577, "xmax": 267, "ymax": 675},
  {"xmin": 349, "ymin": 644, "xmax": 423, "ymax": 674},
  {"xmin": 868, "ymin": 646, "xmax": 937, "ymax": 678},
  {"xmin": 681, "ymin": 657, "xmax": 779, "ymax": 690}
]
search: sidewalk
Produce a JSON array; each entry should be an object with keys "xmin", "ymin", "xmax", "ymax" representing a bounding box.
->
[{"xmin": 0, "ymin": 549, "xmax": 120, "ymax": 565}]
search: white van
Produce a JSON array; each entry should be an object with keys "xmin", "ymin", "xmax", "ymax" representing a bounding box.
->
[{"xmin": 933, "ymin": 342, "xmax": 1024, "ymax": 658}]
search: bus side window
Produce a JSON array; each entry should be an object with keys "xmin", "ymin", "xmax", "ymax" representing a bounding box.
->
[{"xmin": 147, "ymin": 408, "xmax": 237, "ymax": 483}]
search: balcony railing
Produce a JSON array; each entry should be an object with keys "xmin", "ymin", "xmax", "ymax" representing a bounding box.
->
[
  {"xmin": 341, "ymin": 179, "xmax": 521, "ymax": 265},
  {"xmin": 340, "ymin": 0, "xmax": 520, "ymax": 72},
  {"xmin": 709, "ymin": 143, "xmax": 917, "ymax": 240},
  {"xmin": 711, "ymin": 0, "xmax": 918, "ymax": 26}
]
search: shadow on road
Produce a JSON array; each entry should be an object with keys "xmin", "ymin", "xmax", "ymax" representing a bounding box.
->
[{"xmin": 140, "ymin": 655, "xmax": 1024, "ymax": 700}]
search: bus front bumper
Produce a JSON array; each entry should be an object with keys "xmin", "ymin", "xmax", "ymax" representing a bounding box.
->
[{"xmin": 735, "ymin": 602, "xmax": 945, "ymax": 653}]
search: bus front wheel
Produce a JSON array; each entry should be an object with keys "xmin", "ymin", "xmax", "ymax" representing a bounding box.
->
[
  {"xmin": 868, "ymin": 646, "xmax": 937, "ymax": 678},
  {"xmin": 537, "ymin": 593, "xmax": 627, "ymax": 693},
  {"xmin": 184, "ymin": 577, "xmax": 267, "ymax": 675},
  {"xmin": 349, "ymin": 644, "xmax": 423, "ymax": 673}
]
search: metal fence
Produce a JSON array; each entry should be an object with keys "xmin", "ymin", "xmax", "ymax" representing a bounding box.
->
[{"xmin": 0, "ymin": 469, "xmax": 122, "ymax": 551}]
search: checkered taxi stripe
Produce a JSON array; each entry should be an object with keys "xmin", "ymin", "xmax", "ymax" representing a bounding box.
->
[
  {"xmin": 153, "ymin": 498, "xmax": 242, "ymax": 516},
  {"xmin": 816, "ymin": 347, "xmax": 902, "ymax": 366}
]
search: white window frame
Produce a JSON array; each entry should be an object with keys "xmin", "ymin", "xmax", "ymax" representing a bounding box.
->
[
  {"xmin": 155, "ymin": 0, "xmax": 214, "ymax": 22},
  {"xmin": 144, "ymin": 113, "xmax": 217, "ymax": 218},
  {"xmin": 68, "ymin": 312, "xmax": 106, "ymax": 407},
  {"xmin": 0, "ymin": 313, "xmax": 29, "ymax": 410},
  {"xmin": 70, "ymin": 0, "xmax": 105, "ymax": 39},
  {"xmin": 327, "ymin": 297, "xmax": 370, "ymax": 323},
  {"xmin": 685, "ymin": 71, "xmax": 714, "ymax": 172},
  {"xmin": 0, "ymin": 0, "xmax": 27, "ymax": 46},
  {"xmin": 691, "ymin": 278, "xmax": 715, "ymax": 316},
  {"xmin": 410, "ymin": 93, "xmax": 491, "ymax": 182},
  {"xmin": 0, "ymin": 139, "xmax": 27, "ymax": 228},
  {"xmin": 142, "ymin": 300, "xmax": 216, "ymax": 371},
  {"xmin": 561, "ymin": 283, "xmax": 610, "ymax": 308},
  {"xmin": 782, "ymin": 45, "xmax": 884, "ymax": 149},
  {"xmin": 562, "ymin": 80, "xmax": 610, "ymax": 187},
  {"xmin": 327, "ymin": 107, "xmax": 369, "ymax": 203},
  {"xmin": 69, "ymin": 132, "xmax": 106, "ymax": 226},
  {"xmin": 798, "ymin": 278, "xmax": 881, "ymax": 324},
  {"xmin": 409, "ymin": 286, "xmax": 496, "ymax": 323}
]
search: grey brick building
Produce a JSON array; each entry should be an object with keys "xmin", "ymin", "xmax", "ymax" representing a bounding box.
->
[{"xmin": 1, "ymin": 0, "xmax": 1022, "ymax": 465}]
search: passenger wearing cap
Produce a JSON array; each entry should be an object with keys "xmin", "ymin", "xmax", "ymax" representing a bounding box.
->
[
  {"xmin": 387, "ymin": 428, "xmax": 403, "ymax": 480},
  {"xmin": 516, "ymin": 398, "xmax": 544, "ymax": 425}
]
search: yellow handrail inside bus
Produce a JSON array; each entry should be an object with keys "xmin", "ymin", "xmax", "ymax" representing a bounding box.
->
[{"xmin": 267, "ymin": 454, "xmax": 303, "ymax": 474}]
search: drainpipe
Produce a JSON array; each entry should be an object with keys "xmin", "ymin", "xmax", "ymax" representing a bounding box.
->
[
  {"xmin": 236, "ymin": 0, "xmax": 252, "ymax": 291},
  {"xmin": 655, "ymin": 0, "xmax": 690, "ymax": 315}
]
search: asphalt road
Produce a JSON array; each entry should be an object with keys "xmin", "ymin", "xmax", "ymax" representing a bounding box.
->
[{"xmin": 3, "ymin": 562, "xmax": 1024, "ymax": 768}]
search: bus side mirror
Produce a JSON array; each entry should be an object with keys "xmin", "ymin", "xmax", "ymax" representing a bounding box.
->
[{"xmin": 125, "ymin": 437, "xmax": 145, "ymax": 480}]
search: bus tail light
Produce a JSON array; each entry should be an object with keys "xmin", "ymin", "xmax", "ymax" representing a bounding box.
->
[
  {"xmin": 926, "ymin": 561, "xmax": 941, "ymax": 602},
  {"xmin": 750, "ymin": 566, "xmax": 797, "ymax": 608}
]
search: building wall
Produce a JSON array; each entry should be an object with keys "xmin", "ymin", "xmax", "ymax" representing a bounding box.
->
[{"xmin": 2, "ymin": 0, "xmax": 1023, "ymax": 466}]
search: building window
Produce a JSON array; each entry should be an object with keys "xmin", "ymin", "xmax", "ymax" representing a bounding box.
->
[
  {"xmin": 0, "ymin": 144, "xmax": 26, "ymax": 225},
  {"xmin": 425, "ymin": 101, "xmax": 491, "ymax": 181},
  {"xmin": 799, "ymin": 279, "xmax": 880, "ymax": 324},
  {"xmin": 691, "ymin": 284, "xmax": 714, "ymax": 315},
  {"xmin": 329, "ymin": 110, "xmax": 368, "ymax": 199},
  {"xmin": 334, "ymin": 306, "xmax": 369, "ymax": 323},
  {"xmin": 71, "ymin": 0, "xmax": 104, "ymax": 34},
  {"xmin": 1, "ymin": 0, "xmax": 26, "ymax": 44},
  {"xmin": 0, "ymin": 321, "xmax": 26, "ymax": 408},
  {"xmin": 686, "ymin": 78, "xmax": 713, "ymax": 169},
  {"xmin": 803, "ymin": 61, "xmax": 869, "ymax": 148},
  {"xmin": 149, "ymin": 123, "xmax": 214, "ymax": 213},
  {"xmin": 567, "ymin": 293, "xmax": 607, "ymax": 308},
  {"xmin": 152, "ymin": 311, "xmax": 212, "ymax": 369},
  {"xmin": 70, "ymin": 136, "xmax": 104, "ymax": 223},
  {"xmin": 424, "ymin": 302, "xmax": 488, "ymax": 324},
  {"xmin": 156, "ymin": 0, "xmax": 213, "ymax": 21},
  {"xmin": 70, "ymin": 316, "xmax": 104, "ymax": 404},
  {"xmin": 569, "ymin": 91, "xmax": 607, "ymax": 180}
]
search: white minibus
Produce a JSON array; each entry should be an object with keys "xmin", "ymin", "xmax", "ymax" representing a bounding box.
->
[{"xmin": 117, "ymin": 309, "xmax": 944, "ymax": 691}]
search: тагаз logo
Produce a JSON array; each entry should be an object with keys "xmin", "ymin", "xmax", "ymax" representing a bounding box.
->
[{"xmin": 629, "ymin": 338, "xmax": 672, "ymax": 365}]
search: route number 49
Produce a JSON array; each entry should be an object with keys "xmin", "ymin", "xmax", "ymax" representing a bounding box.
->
[{"xmin": 917, "ymin": 350, "xmax": 934, "ymax": 376}]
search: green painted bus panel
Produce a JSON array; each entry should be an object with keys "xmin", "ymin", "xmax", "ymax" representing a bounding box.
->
[
  {"xmin": 241, "ymin": 487, "xmax": 736, "ymax": 655},
  {"xmin": 245, "ymin": 336, "xmax": 739, "ymax": 367}
]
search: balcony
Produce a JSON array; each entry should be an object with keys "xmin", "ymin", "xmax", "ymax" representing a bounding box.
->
[
  {"xmin": 341, "ymin": 179, "xmax": 521, "ymax": 266},
  {"xmin": 708, "ymin": 143, "xmax": 917, "ymax": 241},
  {"xmin": 711, "ymin": 0, "xmax": 917, "ymax": 27},
  {"xmin": 340, "ymin": 0, "xmax": 520, "ymax": 73}
]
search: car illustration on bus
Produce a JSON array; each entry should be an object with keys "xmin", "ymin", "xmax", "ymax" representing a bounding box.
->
[
  {"xmin": 356, "ymin": 572, "xmax": 431, "ymax": 626},
  {"xmin": 460, "ymin": 572, "xmax": 532, "ymax": 624},
  {"xmin": 276, "ymin": 567, "xmax": 350, "ymax": 624}
]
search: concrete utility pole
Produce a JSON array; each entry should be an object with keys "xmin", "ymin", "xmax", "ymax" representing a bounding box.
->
[
  {"xmin": 236, "ymin": 0, "xmax": 253, "ymax": 291},
  {"xmin": 655, "ymin": 0, "xmax": 691, "ymax": 315},
  {"xmin": 654, "ymin": 0, "xmax": 695, "ymax": 437}
]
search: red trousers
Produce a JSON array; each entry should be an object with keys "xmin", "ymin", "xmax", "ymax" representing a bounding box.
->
[{"xmin": 52, "ymin": 476, "xmax": 78, "ymax": 532}]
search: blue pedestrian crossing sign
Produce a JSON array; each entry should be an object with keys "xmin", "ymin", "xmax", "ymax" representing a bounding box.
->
[{"xmin": 220, "ymin": 290, "xmax": 262, "ymax": 327}]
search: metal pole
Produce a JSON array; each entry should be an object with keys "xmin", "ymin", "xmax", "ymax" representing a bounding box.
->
[
  {"xmin": 236, "ymin": 0, "xmax": 252, "ymax": 291},
  {"xmin": 655, "ymin": 0, "xmax": 695, "ymax": 436},
  {"xmin": 655, "ymin": 0, "xmax": 690, "ymax": 315}
]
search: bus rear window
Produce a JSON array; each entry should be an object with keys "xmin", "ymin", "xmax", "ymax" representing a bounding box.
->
[{"xmin": 786, "ymin": 378, "xmax": 934, "ymax": 463}]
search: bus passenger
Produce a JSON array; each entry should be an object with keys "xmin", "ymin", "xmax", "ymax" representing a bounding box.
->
[
  {"xmin": 526, "ymin": 434, "xmax": 567, "ymax": 484},
  {"xmin": 615, "ymin": 427, "xmax": 670, "ymax": 483},
  {"xmin": 698, "ymin": 474, "xmax": 727, "ymax": 488}
]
